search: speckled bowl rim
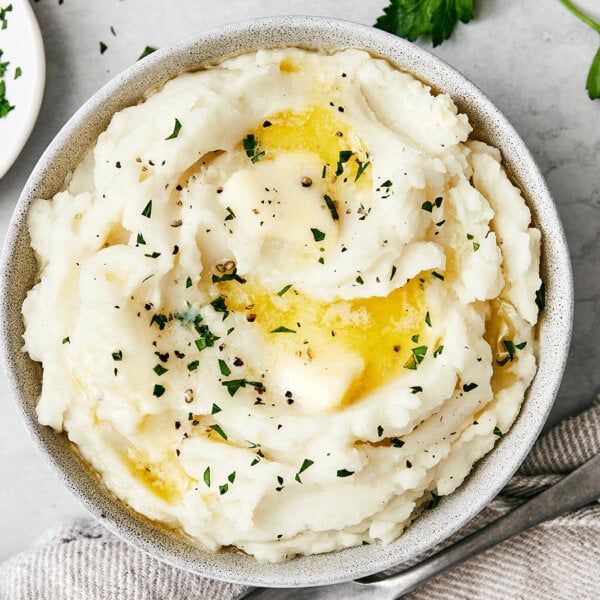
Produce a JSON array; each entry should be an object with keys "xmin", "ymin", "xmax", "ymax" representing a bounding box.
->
[{"xmin": 0, "ymin": 15, "xmax": 573, "ymax": 588}]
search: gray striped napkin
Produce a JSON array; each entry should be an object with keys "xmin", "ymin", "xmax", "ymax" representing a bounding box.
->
[{"xmin": 2, "ymin": 395, "xmax": 599, "ymax": 600}]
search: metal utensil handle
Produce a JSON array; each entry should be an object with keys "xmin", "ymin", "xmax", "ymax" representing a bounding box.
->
[{"xmin": 372, "ymin": 452, "xmax": 600, "ymax": 598}]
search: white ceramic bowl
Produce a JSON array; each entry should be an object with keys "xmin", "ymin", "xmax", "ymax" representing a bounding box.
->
[{"xmin": 0, "ymin": 16, "xmax": 573, "ymax": 588}]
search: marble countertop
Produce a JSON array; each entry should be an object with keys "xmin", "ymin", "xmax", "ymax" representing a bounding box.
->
[{"xmin": 1, "ymin": 0, "xmax": 599, "ymax": 563}]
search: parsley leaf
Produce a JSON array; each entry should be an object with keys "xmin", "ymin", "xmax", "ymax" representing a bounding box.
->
[
  {"xmin": 559, "ymin": 0, "xmax": 600, "ymax": 99},
  {"xmin": 375, "ymin": 0, "xmax": 474, "ymax": 47}
]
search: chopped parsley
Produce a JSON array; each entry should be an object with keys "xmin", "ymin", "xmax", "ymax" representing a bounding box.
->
[
  {"xmin": 221, "ymin": 378, "xmax": 263, "ymax": 397},
  {"xmin": 356, "ymin": 275, "xmax": 364, "ymax": 285},
  {"xmin": 242, "ymin": 133, "xmax": 265, "ymax": 163},
  {"xmin": 410, "ymin": 386, "xmax": 422, "ymax": 394},
  {"xmin": 211, "ymin": 403, "xmax": 222, "ymax": 415},
  {"xmin": 210, "ymin": 296, "xmax": 229, "ymax": 320},
  {"xmin": 144, "ymin": 251, "xmax": 161, "ymax": 259},
  {"xmin": 111, "ymin": 350, "xmax": 123, "ymax": 361},
  {"xmin": 277, "ymin": 284, "xmax": 292, "ymax": 297},
  {"xmin": 212, "ymin": 268, "xmax": 246, "ymax": 284},
  {"xmin": 390, "ymin": 265, "xmax": 397, "ymax": 281},
  {"xmin": 391, "ymin": 438, "xmax": 405, "ymax": 448},
  {"xmin": 138, "ymin": 46, "xmax": 157, "ymax": 60},
  {"xmin": 294, "ymin": 458, "xmax": 314, "ymax": 483},
  {"xmin": 311, "ymin": 228, "xmax": 326, "ymax": 242},
  {"xmin": 377, "ymin": 425, "xmax": 384, "ymax": 437},
  {"xmin": 355, "ymin": 159, "xmax": 371, "ymax": 181},
  {"xmin": 136, "ymin": 233, "xmax": 146, "ymax": 245},
  {"xmin": 99, "ymin": 41, "xmax": 108, "ymax": 54},
  {"xmin": 425, "ymin": 311, "xmax": 432, "ymax": 327},
  {"xmin": 141, "ymin": 200, "xmax": 152, "ymax": 218},
  {"xmin": 153, "ymin": 384, "xmax": 165, "ymax": 397},
  {"xmin": 209, "ymin": 423, "xmax": 228, "ymax": 440},
  {"xmin": 218, "ymin": 359, "xmax": 231, "ymax": 376},
  {"xmin": 424, "ymin": 491, "xmax": 441, "ymax": 510},
  {"xmin": 433, "ymin": 344, "xmax": 444, "ymax": 358},
  {"xmin": 224, "ymin": 206, "xmax": 236, "ymax": 221},
  {"xmin": 323, "ymin": 194, "xmax": 339, "ymax": 221},
  {"xmin": 62, "ymin": 336, "xmax": 70, "ymax": 344},
  {"xmin": 203, "ymin": 466, "xmax": 211, "ymax": 487},
  {"xmin": 270, "ymin": 326, "xmax": 296, "ymax": 333},
  {"xmin": 153, "ymin": 364, "xmax": 168, "ymax": 376},
  {"xmin": 336, "ymin": 469, "xmax": 355, "ymax": 478},
  {"xmin": 431, "ymin": 271, "xmax": 445, "ymax": 281},
  {"xmin": 187, "ymin": 360, "xmax": 199, "ymax": 371},
  {"xmin": 335, "ymin": 150, "xmax": 353, "ymax": 176},
  {"xmin": 185, "ymin": 276, "xmax": 193, "ymax": 289},
  {"xmin": 403, "ymin": 345, "xmax": 428, "ymax": 370},
  {"xmin": 493, "ymin": 426, "xmax": 504, "ymax": 437},
  {"xmin": 463, "ymin": 382, "xmax": 478, "ymax": 392},
  {"xmin": 165, "ymin": 118, "xmax": 182, "ymax": 140}
]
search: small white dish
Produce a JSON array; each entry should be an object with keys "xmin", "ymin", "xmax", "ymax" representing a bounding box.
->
[{"xmin": 0, "ymin": 0, "xmax": 45, "ymax": 179}]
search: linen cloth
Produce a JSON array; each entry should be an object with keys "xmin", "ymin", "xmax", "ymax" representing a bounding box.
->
[{"xmin": 2, "ymin": 396, "xmax": 600, "ymax": 600}]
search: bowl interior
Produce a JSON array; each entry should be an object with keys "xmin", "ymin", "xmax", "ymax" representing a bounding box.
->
[{"xmin": 0, "ymin": 16, "xmax": 573, "ymax": 587}]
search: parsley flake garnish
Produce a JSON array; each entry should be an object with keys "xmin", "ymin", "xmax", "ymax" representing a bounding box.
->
[
  {"xmin": 112, "ymin": 350, "xmax": 123, "ymax": 361},
  {"xmin": 270, "ymin": 326, "xmax": 296, "ymax": 333},
  {"xmin": 141, "ymin": 200, "xmax": 152, "ymax": 218},
  {"xmin": 153, "ymin": 364, "xmax": 168, "ymax": 376},
  {"xmin": 311, "ymin": 228, "xmax": 326, "ymax": 242},
  {"xmin": 424, "ymin": 491, "xmax": 441, "ymax": 510},
  {"xmin": 218, "ymin": 359, "xmax": 231, "ymax": 376},
  {"xmin": 390, "ymin": 265, "xmax": 397, "ymax": 281},
  {"xmin": 433, "ymin": 345, "xmax": 444, "ymax": 358},
  {"xmin": 210, "ymin": 296, "xmax": 229, "ymax": 320},
  {"xmin": 165, "ymin": 118, "xmax": 182, "ymax": 140},
  {"xmin": 219, "ymin": 483, "xmax": 228, "ymax": 495},
  {"xmin": 221, "ymin": 379, "xmax": 263, "ymax": 397},
  {"xmin": 99, "ymin": 41, "xmax": 107, "ymax": 54},
  {"xmin": 403, "ymin": 345, "xmax": 428, "ymax": 370},
  {"xmin": 187, "ymin": 360, "xmax": 199, "ymax": 371},
  {"xmin": 14, "ymin": 66, "xmax": 21, "ymax": 79},
  {"xmin": 136, "ymin": 233, "xmax": 146, "ymax": 245},
  {"xmin": 355, "ymin": 160, "xmax": 371, "ymax": 182},
  {"xmin": 153, "ymin": 384, "xmax": 165, "ymax": 397},
  {"xmin": 425, "ymin": 311, "xmax": 432, "ymax": 327},
  {"xmin": 295, "ymin": 458, "xmax": 314, "ymax": 483},
  {"xmin": 410, "ymin": 386, "xmax": 422, "ymax": 394},
  {"xmin": 138, "ymin": 46, "xmax": 157, "ymax": 60},
  {"xmin": 209, "ymin": 423, "xmax": 228, "ymax": 440},
  {"xmin": 356, "ymin": 275, "xmax": 364, "ymax": 285},
  {"xmin": 463, "ymin": 382, "xmax": 478, "ymax": 392},
  {"xmin": 377, "ymin": 425, "xmax": 384, "ymax": 437},
  {"xmin": 493, "ymin": 426, "xmax": 504, "ymax": 437},
  {"xmin": 323, "ymin": 194, "xmax": 339, "ymax": 221},
  {"xmin": 62, "ymin": 336, "xmax": 70, "ymax": 344},
  {"xmin": 203, "ymin": 466, "xmax": 211, "ymax": 487},
  {"xmin": 186, "ymin": 277, "xmax": 193, "ymax": 289},
  {"xmin": 211, "ymin": 403, "xmax": 222, "ymax": 415},
  {"xmin": 277, "ymin": 284, "xmax": 292, "ymax": 297},
  {"xmin": 336, "ymin": 469, "xmax": 354, "ymax": 478},
  {"xmin": 224, "ymin": 206, "xmax": 236, "ymax": 221},
  {"xmin": 391, "ymin": 438, "xmax": 405, "ymax": 448}
]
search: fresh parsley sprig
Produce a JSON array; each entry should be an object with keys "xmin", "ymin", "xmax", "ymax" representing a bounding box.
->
[
  {"xmin": 375, "ymin": 0, "xmax": 474, "ymax": 47},
  {"xmin": 559, "ymin": 0, "xmax": 600, "ymax": 99}
]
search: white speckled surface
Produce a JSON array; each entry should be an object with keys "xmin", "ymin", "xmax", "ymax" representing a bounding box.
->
[{"xmin": 0, "ymin": 0, "xmax": 595, "ymax": 585}]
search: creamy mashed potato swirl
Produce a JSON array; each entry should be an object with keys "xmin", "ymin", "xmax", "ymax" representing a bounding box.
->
[{"xmin": 22, "ymin": 48, "xmax": 541, "ymax": 562}]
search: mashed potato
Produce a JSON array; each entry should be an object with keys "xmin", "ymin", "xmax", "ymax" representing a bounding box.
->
[{"xmin": 22, "ymin": 48, "xmax": 541, "ymax": 562}]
